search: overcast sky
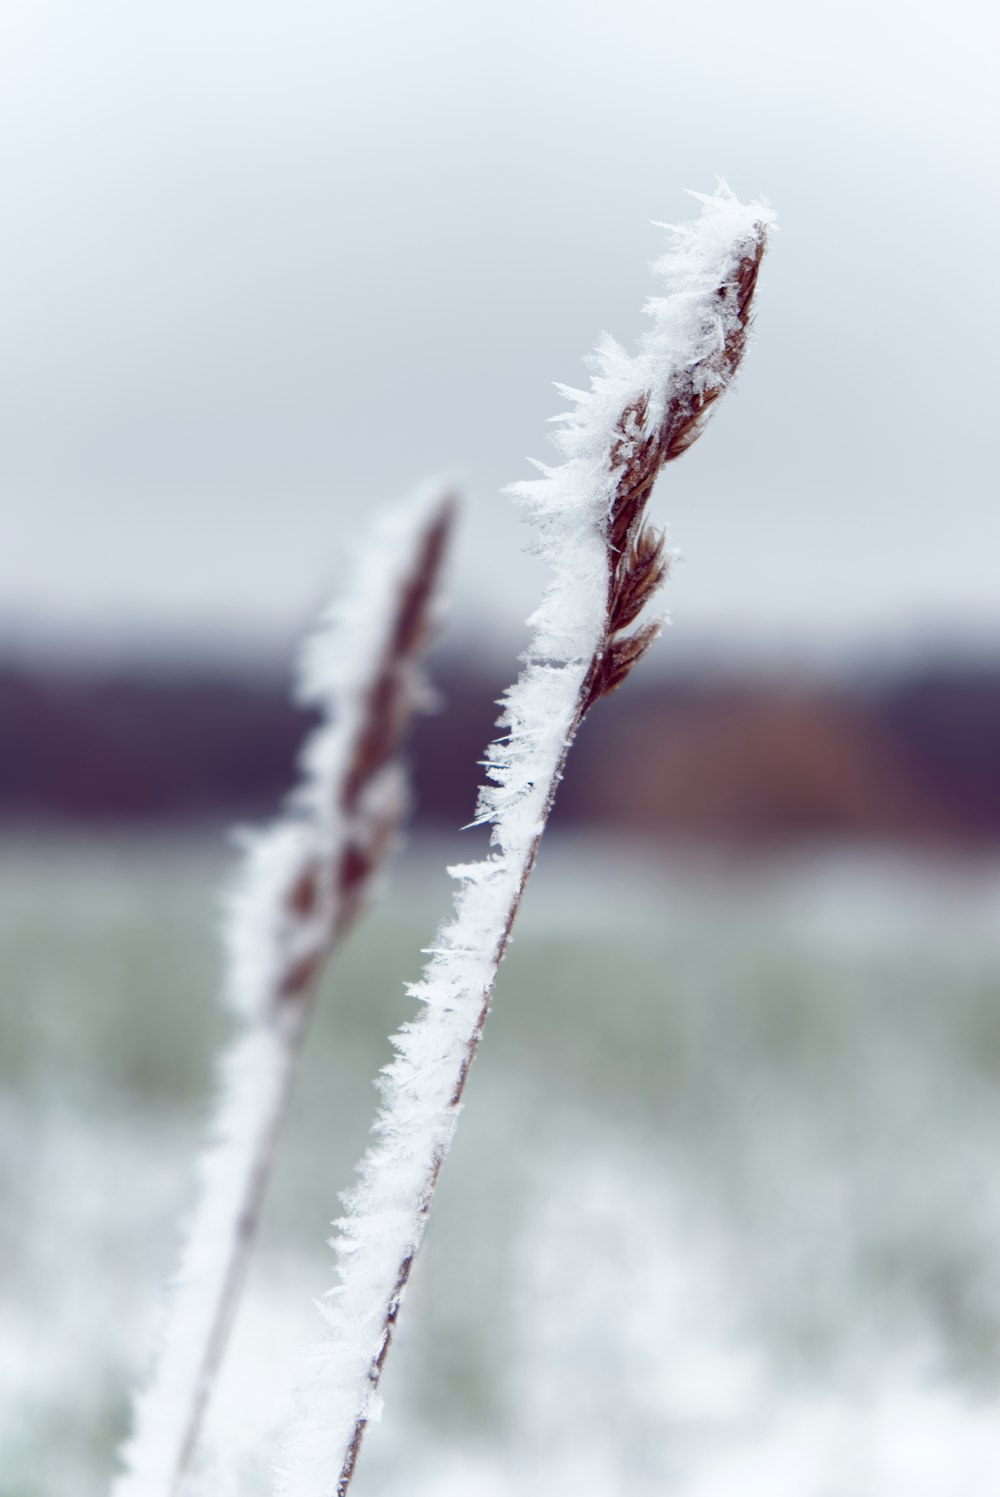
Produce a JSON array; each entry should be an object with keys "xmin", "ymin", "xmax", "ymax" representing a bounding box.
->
[{"xmin": 2, "ymin": 0, "xmax": 998, "ymax": 669}]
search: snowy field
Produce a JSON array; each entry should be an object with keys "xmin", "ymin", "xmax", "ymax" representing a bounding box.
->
[{"xmin": 4, "ymin": 831, "xmax": 1000, "ymax": 1496}]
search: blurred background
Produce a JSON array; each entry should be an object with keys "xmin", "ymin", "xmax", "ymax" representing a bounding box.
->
[{"xmin": 3, "ymin": 1, "xmax": 1000, "ymax": 1493}]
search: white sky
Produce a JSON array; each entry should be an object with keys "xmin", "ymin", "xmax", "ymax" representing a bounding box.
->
[{"xmin": 2, "ymin": 0, "xmax": 998, "ymax": 666}]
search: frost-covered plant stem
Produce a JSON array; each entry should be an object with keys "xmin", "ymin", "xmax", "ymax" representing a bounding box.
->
[
  {"xmin": 274, "ymin": 188, "xmax": 773, "ymax": 1497},
  {"xmin": 112, "ymin": 488, "xmax": 453, "ymax": 1497}
]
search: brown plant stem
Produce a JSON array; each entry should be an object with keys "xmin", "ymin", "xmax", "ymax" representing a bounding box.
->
[
  {"xmin": 152, "ymin": 498, "xmax": 453, "ymax": 1497},
  {"xmin": 332, "ymin": 230, "xmax": 767, "ymax": 1495}
]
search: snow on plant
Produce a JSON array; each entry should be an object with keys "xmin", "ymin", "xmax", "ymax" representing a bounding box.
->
[
  {"xmin": 272, "ymin": 186, "xmax": 774, "ymax": 1496},
  {"xmin": 112, "ymin": 487, "xmax": 454, "ymax": 1497}
]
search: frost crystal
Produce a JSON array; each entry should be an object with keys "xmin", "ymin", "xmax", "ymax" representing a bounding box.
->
[
  {"xmin": 111, "ymin": 483, "xmax": 452, "ymax": 1497},
  {"xmin": 272, "ymin": 186, "xmax": 772, "ymax": 1496}
]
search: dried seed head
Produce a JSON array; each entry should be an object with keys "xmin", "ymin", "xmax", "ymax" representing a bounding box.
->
[
  {"xmin": 611, "ymin": 525, "xmax": 671, "ymax": 635},
  {"xmin": 275, "ymin": 495, "xmax": 454, "ymax": 1006},
  {"xmin": 341, "ymin": 499, "xmax": 454, "ymax": 814},
  {"xmin": 584, "ymin": 233, "xmax": 767, "ymax": 711}
]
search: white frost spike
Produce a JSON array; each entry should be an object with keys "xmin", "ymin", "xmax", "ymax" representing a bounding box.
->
[
  {"xmin": 111, "ymin": 482, "xmax": 454, "ymax": 1497},
  {"xmin": 272, "ymin": 186, "xmax": 772, "ymax": 1497}
]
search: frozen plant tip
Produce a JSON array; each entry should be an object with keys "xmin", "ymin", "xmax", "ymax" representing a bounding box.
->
[
  {"xmin": 112, "ymin": 486, "xmax": 454, "ymax": 1497},
  {"xmin": 272, "ymin": 186, "xmax": 773, "ymax": 1497}
]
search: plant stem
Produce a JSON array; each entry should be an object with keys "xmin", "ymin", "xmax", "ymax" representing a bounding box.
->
[
  {"xmin": 273, "ymin": 189, "xmax": 773, "ymax": 1497},
  {"xmin": 333, "ymin": 689, "xmax": 586, "ymax": 1492},
  {"xmin": 113, "ymin": 491, "xmax": 453, "ymax": 1497}
]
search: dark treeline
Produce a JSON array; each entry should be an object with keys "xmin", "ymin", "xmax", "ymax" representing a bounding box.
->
[{"xmin": 3, "ymin": 657, "xmax": 1000, "ymax": 849}]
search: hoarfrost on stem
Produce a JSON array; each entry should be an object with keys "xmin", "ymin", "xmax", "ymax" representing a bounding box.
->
[
  {"xmin": 272, "ymin": 185, "xmax": 773, "ymax": 1497},
  {"xmin": 111, "ymin": 483, "xmax": 453, "ymax": 1497}
]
